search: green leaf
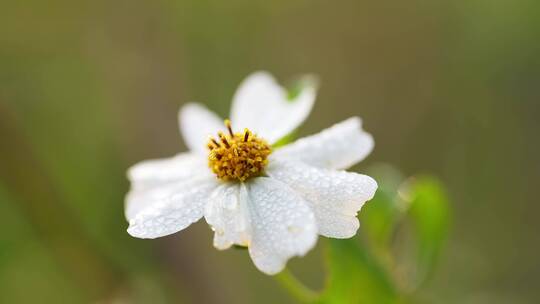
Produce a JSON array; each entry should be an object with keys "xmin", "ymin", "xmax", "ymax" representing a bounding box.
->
[
  {"xmin": 361, "ymin": 185, "xmax": 400, "ymax": 250},
  {"xmin": 400, "ymin": 176, "xmax": 451, "ymax": 287},
  {"xmin": 313, "ymin": 173, "xmax": 450, "ymax": 303},
  {"xmin": 316, "ymin": 239, "xmax": 398, "ymax": 304},
  {"xmin": 360, "ymin": 164, "xmax": 405, "ymax": 250}
]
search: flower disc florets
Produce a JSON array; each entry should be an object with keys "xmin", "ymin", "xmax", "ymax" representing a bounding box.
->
[{"xmin": 207, "ymin": 120, "xmax": 271, "ymax": 182}]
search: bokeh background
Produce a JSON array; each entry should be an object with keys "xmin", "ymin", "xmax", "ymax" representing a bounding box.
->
[{"xmin": 1, "ymin": 0, "xmax": 539, "ymax": 303}]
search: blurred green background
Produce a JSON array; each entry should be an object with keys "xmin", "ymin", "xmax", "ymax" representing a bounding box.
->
[{"xmin": 1, "ymin": 0, "xmax": 539, "ymax": 303}]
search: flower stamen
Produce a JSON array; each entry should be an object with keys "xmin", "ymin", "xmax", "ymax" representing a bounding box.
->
[
  {"xmin": 208, "ymin": 120, "xmax": 271, "ymax": 182},
  {"xmin": 208, "ymin": 137, "xmax": 220, "ymax": 148},
  {"xmin": 225, "ymin": 119, "xmax": 234, "ymax": 136},
  {"xmin": 218, "ymin": 131, "xmax": 231, "ymax": 148}
]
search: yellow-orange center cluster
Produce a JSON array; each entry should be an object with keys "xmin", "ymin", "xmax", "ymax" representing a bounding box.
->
[{"xmin": 207, "ymin": 120, "xmax": 272, "ymax": 182}]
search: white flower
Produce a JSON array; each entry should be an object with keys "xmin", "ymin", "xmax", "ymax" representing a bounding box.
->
[{"xmin": 125, "ymin": 71, "xmax": 377, "ymax": 275}]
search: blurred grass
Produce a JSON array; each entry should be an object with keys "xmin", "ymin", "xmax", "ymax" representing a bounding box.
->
[{"xmin": 1, "ymin": 0, "xmax": 539, "ymax": 303}]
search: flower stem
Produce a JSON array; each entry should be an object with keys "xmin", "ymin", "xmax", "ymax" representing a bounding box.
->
[{"xmin": 275, "ymin": 268, "xmax": 319, "ymax": 303}]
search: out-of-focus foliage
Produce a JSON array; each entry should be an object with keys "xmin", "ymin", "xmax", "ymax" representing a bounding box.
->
[
  {"xmin": 317, "ymin": 239, "xmax": 397, "ymax": 304},
  {"xmin": 362, "ymin": 165, "xmax": 405, "ymax": 250},
  {"xmin": 1, "ymin": 0, "xmax": 539, "ymax": 303},
  {"xmin": 312, "ymin": 169, "xmax": 450, "ymax": 304},
  {"xmin": 403, "ymin": 176, "xmax": 451, "ymax": 288}
]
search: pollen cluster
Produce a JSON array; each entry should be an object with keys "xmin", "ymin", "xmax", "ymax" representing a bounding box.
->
[{"xmin": 208, "ymin": 120, "xmax": 272, "ymax": 182}]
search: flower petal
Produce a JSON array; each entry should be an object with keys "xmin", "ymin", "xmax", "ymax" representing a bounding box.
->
[
  {"xmin": 179, "ymin": 102, "xmax": 225, "ymax": 154},
  {"xmin": 272, "ymin": 117, "xmax": 373, "ymax": 170},
  {"xmin": 127, "ymin": 177, "xmax": 218, "ymax": 239},
  {"xmin": 127, "ymin": 153, "xmax": 209, "ymax": 190},
  {"xmin": 246, "ymin": 177, "xmax": 317, "ymax": 275},
  {"xmin": 204, "ymin": 183, "xmax": 252, "ymax": 250},
  {"xmin": 230, "ymin": 71, "xmax": 316, "ymax": 144},
  {"xmin": 267, "ymin": 160, "xmax": 377, "ymax": 239},
  {"xmin": 126, "ymin": 182, "xmax": 179, "ymax": 221}
]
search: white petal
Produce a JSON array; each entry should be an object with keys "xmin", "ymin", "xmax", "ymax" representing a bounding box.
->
[
  {"xmin": 179, "ymin": 103, "xmax": 224, "ymax": 154},
  {"xmin": 267, "ymin": 160, "xmax": 377, "ymax": 239},
  {"xmin": 126, "ymin": 182, "xmax": 179, "ymax": 221},
  {"xmin": 127, "ymin": 177, "xmax": 218, "ymax": 239},
  {"xmin": 246, "ymin": 177, "xmax": 317, "ymax": 275},
  {"xmin": 230, "ymin": 71, "xmax": 316, "ymax": 144},
  {"xmin": 125, "ymin": 172, "xmax": 207, "ymax": 221},
  {"xmin": 272, "ymin": 117, "xmax": 374, "ymax": 170},
  {"xmin": 127, "ymin": 153, "xmax": 209, "ymax": 190},
  {"xmin": 204, "ymin": 183, "xmax": 252, "ymax": 250}
]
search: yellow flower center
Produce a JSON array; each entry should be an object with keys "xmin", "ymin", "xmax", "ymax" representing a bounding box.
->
[{"xmin": 207, "ymin": 120, "xmax": 272, "ymax": 182}]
